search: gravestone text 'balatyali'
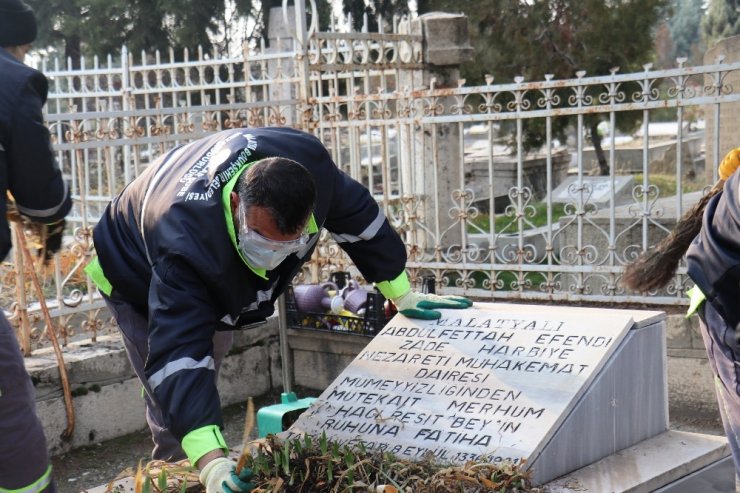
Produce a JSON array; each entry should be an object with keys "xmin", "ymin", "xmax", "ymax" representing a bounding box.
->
[{"xmin": 286, "ymin": 303, "xmax": 634, "ymax": 465}]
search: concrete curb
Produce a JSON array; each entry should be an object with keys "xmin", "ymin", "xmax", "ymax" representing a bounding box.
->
[{"xmin": 27, "ymin": 319, "xmax": 280, "ymax": 455}]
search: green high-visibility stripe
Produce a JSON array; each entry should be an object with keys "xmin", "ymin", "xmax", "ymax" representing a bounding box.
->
[
  {"xmin": 84, "ymin": 256, "xmax": 113, "ymax": 296},
  {"xmin": 686, "ymin": 285, "xmax": 705, "ymax": 318},
  {"xmin": 182, "ymin": 425, "xmax": 228, "ymax": 466}
]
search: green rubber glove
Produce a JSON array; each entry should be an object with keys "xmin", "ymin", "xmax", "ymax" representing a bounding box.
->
[
  {"xmin": 199, "ymin": 457, "xmax": 255, "ymax": 493},
  {"xmin": 392, "ymin": 290, "xmax": 473, "ymax": 320}
]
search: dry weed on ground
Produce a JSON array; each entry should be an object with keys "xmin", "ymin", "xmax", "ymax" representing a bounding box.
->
[{"xmin": 114, "ymin": 434, "xmax": 542, "ymax": 493}]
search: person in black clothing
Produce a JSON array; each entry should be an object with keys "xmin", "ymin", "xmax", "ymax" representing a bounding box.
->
[
  {"xmin": 0, "ymin": 0, "xmax": 72, "ymax": 491},
  {"xmin": 623, "ymin": 147, "xmax": 740, "ymax": 485},
  {"xmin": 683, "ymin": 150, "xmax": 740, "ymax": 485},
  {"xmin": 87, "ymin": 127, "xmax": 471, "ymax": 493}
]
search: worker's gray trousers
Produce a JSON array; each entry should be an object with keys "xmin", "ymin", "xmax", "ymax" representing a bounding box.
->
[
  {"xmin": 698, "ymin": 301, "xmax": 740, "ymax": 490},
  {"xmin": 103, "ymin": 292, "xmax": 234, "ymax": 463},
  {"xmin": 0, "ymin": 313, "xmax": 56, "ymax": 492}
]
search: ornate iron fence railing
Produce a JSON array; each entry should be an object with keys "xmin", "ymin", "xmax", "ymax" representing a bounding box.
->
[
  {"xmin": 308, "ymin": 58, "xmax": 740, "ymax": 305},
  {"xmin": 8, "ymin": 6, "xmax": 740, "ymax": 352}
]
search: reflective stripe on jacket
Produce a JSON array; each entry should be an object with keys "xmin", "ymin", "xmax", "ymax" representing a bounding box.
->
[{"xmin": 91, "ymin": 127, "xmax": 407, "ymax": 443}]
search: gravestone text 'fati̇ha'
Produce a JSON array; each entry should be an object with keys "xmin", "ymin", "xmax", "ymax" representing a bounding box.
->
[{"xmin": 285, "ymin": 302, "xmax": 634, "ymax": 466}]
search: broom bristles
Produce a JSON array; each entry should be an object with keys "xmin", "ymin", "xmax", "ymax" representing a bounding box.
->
[{"xmin": 621, "ymin": 181, "xmax": 724, "ymax": 292}]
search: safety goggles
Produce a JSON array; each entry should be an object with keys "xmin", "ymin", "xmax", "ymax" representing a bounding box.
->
[{"xmin": 238, "ymin": 203, "xmax": 309, "ymax": 253}]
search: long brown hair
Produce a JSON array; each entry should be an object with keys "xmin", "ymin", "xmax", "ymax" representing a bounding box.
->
[
  {"xmin": 622, "ymin": 148, "xmax": 740, "ymax": 292},
  {"xmin": 621, "ymin": 181, "xmax": 724, "ymax": 292}
]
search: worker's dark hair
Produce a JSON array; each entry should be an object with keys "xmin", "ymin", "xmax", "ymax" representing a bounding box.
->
[{"xmin": 235, "ymin": 157, "xmax": 317, "ymax": 235}]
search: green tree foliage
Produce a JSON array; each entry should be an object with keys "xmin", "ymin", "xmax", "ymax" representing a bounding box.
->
[
  {"xmin": 27, "ymin": 0, "xmax": 137, "ymax": 60},
  {"xmin": 366, "ymin": 0, "xmax": 668, "ymax": 174},
  {"xmin": 702, "ymin": 0, "xmax": 740, "ymax": 50},
  {"xmin": 409, "ymin": 0, "xmax": 666, "ymax": 86},
  {"xmin": 25, "ymin": 0, "xmax": 331, "ymax": 63},
  {"xmin": 343, "ymin": 0, "xmax": 410, "ymax": 31},
  {"xmin": 27, "ymin": 0, "xmax": 227, "ymax": 61}
]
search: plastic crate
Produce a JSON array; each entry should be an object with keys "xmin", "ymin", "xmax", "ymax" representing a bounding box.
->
[{"xmin": 285, "ymin": 284, "xmax": 389, "ymax": 337}]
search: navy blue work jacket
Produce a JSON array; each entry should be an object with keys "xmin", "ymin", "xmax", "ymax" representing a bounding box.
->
[
  {"xmin": 92, "ymin": 127, "xmax": 407, "ymax": 441},
  {"xmin": 687, "ymin": 170, "xmax": 740, "ymax": 342},
  {"xmin": 0, "ymin": 47, "xmax": 71, "ymax": 260}
]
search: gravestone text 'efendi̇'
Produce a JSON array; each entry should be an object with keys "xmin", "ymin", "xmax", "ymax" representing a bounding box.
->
[{"xmin": 286, "ymin": 302, "xmax": 635, "ymax": 467}]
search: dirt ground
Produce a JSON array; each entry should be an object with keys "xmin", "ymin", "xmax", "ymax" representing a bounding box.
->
[
  {"xmin": 50, "ymin": 389, "xmax": 726, "ymax": 493},
  {"xmin": 52, "ymin": 390, "xmax": 289, "ymax": 493}
]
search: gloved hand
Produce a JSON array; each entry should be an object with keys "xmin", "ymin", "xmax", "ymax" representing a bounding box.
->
[
  {"xmin": 41, "ymin": 219, "xmax": 65, "ymax": 262},
  {"xmin": 719, "ymin": 147, "xmax": 740, "ymax": 181},
  {"xmin": 392, "ymin": 290, "xmax": 473, "ymax": 320},
  {"xmin": 199, "ymin": 457, "xmax": 255, "ymax": 493}
]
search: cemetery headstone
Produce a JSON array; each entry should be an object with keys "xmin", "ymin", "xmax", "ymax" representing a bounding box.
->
[
  {"xmin": 286, "ymin": 303, "xmax": 638, "ymax": 474},
  {"xmin": 551, "ymin": 175, "xmax": 635, "ymax": 208}
]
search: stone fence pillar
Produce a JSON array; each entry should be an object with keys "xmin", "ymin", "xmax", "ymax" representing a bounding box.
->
[
  {"xmin": 267, "ymin": 5, "xmax": 299, "ymax": 126},
  {"xmin": 400, "ymin": 13, "xmax": 474, "ymax": 259}
]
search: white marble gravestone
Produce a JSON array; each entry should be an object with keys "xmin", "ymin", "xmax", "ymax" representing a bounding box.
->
[
  {"xmin": 285, "ymin": 303, "xmax": 667, "ymax": 484},
  {"xmin": 551, "ymin": 175, "xmax": 635, "ymax": 208}
]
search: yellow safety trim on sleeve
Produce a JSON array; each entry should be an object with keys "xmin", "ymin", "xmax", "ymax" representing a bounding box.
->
[
  {"xmin": 182, "ymin": 425, "xmax": 229, "ymax": 467},
  {"xmin": 84, "ymin": 256, "xmax": 113, "ymax": 296},
  {"xmin": 686, "ymin": 285, "xmax": 706, "ymax": 318},
  {"xmin": 719, "ymin": 147, "xmax": 740, "ymax": 181},
  {"xmin": 0, "ymin": 465, "xmax": 52, "ymax": 493},
  {"xmin": 376, "ymin": 271, "xmax": 411, "ymax": 300}
]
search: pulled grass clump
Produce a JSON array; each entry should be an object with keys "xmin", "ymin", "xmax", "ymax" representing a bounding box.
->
[
  {"xmin": 120, "ymin": 434, "xmax": 542, "ymax": 493},
  {"xmin": 243, "ymin": 433, "xmax": 540, "ymax": 492}
]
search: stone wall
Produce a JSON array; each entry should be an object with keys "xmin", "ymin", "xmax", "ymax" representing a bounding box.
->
[{"xmin": 29, "ymin": 319, "xmax": 280, "ymax": 455}]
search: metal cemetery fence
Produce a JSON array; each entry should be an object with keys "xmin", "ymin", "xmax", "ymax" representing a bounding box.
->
[{"xmin": 7, "ymin": 4, "xmax": 740, "ymax": 352}]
